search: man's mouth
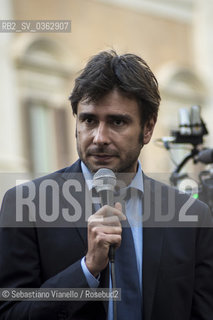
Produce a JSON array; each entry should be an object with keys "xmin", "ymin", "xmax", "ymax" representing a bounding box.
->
[
  {"xmin": 88, "ymin": 153, "xmax": 118, "ymax": 162},
  {"xmin": 91, "ymin": 154, "xmax": 115, "ymax": 159}
]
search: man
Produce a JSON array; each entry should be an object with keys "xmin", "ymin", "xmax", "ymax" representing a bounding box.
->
[{"xmin": 0, "ymin": 50, "xmax": 213, "ymax": 320}]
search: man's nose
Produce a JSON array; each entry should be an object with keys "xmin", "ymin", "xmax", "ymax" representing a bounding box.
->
[{"xmin": 93, "ymin": 122, "xmax": 110, "ymax": 145}]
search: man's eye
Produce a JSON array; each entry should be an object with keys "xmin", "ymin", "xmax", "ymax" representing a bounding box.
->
[
  {"xmin": 85, "ymin": 118, "xmax": 95, "ymax": 125},
  {"xmin": 113, "ymin": 119, "xmax": 124, "ymax": 126}
]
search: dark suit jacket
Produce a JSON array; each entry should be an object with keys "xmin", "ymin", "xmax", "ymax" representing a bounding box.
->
[{"xmin": 0, "ymin": 159, "xmax": 213, "ymax": 320}]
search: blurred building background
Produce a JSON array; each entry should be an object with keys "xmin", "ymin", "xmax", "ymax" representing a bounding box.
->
[{"xmin": 0, "ymin": 0, "xmax": 213, "ymax": 201}]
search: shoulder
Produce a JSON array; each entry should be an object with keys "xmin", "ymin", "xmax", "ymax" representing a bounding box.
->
[
  {"xmin": 0, "ymin": 160, "xmax": 84, "ymax": 226},
  {"xmin": 1, "ymin": 160, "xmax": 82, "ymax": 199},
  {"xmin": 143, "ymin": 173, "xmax": 212, "ymax": 228}
]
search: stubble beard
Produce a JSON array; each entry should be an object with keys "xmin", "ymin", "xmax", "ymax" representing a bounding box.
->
[{"xmin": 76, "ymin": 133, "xmax": 143, "ymax": 174}]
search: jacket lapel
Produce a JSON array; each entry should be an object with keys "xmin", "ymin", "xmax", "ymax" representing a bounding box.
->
[
  {"xmin": 142, "ymin": 176, "xmax": 164, "ymax": 320},
  {"xmin": 61, "ymin": 160, "xmax": 88, "ymax": 246}
]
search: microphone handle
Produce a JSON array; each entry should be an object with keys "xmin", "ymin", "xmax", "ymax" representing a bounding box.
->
[{"xmin": 109, "ymin": 246, "xmax": 115, "ymax": 262}]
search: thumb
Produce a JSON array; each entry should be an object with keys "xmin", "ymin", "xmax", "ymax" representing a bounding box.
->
[
  {"xmin": 114, "ymin": 202, "xmax": 122, "ymax": 211},
  {"xmin": 114, "ymin": 202, "xmax": 126, "ymax": 221}
]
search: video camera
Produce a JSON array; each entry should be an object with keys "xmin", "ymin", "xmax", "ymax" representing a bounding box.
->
[
  {"xmin": 171, "ymin": 105, "xmax": 208, "ymax": 145},
  {"xmin": 157, "ymin": 105, "xmax": 213, "ymax": 214}
]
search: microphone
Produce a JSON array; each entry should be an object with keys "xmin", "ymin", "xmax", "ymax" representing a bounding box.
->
[
  {"xmin": 196, "ymin": 149, "xmax": 213, "ymax": 164},
  {"xmin": 92, "ymin": 168, "xmax": 117, "ymax": 262}
]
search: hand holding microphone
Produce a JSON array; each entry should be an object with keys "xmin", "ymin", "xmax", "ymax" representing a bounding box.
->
[{"xmin": 85, "ymin": 169, "xmax": 126, "ymax": 277}]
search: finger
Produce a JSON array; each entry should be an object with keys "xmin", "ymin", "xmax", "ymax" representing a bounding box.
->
[
  {"xmin": 88, "ymin": 215, "xmax": 121, "ymax": 231},
  {"xmin": 101, "ymin": 215, "xmax": 121, "ymax": 226},
  {"xmin": 115, "ymin": 202, "xmax": 122, "ymax": 211},
  {"xmin": 95, "ymin": 205, "xmax": 126, "ymax": 220},
  {"xmin": 114, "ymin": 202, "xmax": 126, "ymax": 220},
  {"xmin": 92, "ymin": 225, "xmax": 122, "ymax": 236},
  {"xmin": 96, "ymin": 233, "xmax": 122, "ymax": 248},
  {"xmin": 88, "ymin": 215, "xmax": 104, "ymax": 225}
]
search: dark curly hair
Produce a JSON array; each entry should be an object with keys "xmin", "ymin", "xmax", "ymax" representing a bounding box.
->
[{"xmin": 69, "ymin": 50, "xmax": 161, "ymax": 126}]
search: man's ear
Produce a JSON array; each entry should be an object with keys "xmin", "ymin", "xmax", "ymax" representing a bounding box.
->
[{"xmin": 143, "ymin": 117, "xmax": 156, "ymax": 145}]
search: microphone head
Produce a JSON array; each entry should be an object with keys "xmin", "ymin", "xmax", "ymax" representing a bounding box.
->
[{"xmin": 92, "ymin": 168, "xmax": 116, "ymax": 193}]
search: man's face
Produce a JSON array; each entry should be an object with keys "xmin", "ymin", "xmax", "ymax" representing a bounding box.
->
[{"xmin": 76, "ymin": 90, "xmax": 155, "ymax": 173}]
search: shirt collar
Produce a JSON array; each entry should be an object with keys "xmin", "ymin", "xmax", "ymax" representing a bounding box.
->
[
  {"xmin": 128, "ymin": 161, "xmax": 144, "ymax": 193},
  {"xmin": 81, "ymin": 161, "xmax": 94, "ymax": 190},
  {"xmin": 81, "ymin": 161, "xmax": 144, "ymax": 193}
]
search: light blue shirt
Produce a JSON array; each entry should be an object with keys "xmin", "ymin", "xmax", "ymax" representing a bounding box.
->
[{"xmin": 80, "ymin": 161, "xmax": 143, "ymax": 317}]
